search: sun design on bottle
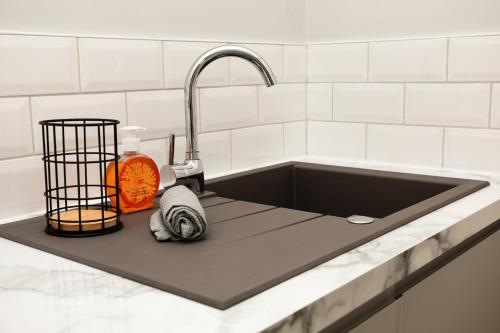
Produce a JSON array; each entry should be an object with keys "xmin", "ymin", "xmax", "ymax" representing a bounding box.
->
[{"xmin": 120, "ymin": 161, "xmax": 158, "ymax": 205}]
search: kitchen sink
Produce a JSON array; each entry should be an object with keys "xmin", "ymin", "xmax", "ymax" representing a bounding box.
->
[
  {"xmin": 206, "ymin": 161, "xmax": 488, "ymax": 224},
  {"xmin": 0, "ymin": 161, "xmax": 489, "ymax": 310}
]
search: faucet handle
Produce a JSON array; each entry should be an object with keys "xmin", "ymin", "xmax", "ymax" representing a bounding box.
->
[{"xmin": 168, "ymin": 133, "xmax": 175, "ymax": 165}]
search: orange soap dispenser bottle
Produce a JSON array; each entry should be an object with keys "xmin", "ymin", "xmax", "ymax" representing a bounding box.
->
[{"xmin": 106, "ymin": 126, "xmax": 160, "ymax": 213}]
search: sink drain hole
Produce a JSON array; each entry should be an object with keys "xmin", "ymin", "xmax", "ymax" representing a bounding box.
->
[{"xmin": 347, "ymin": 215, "xmax": 375, "ymax": 224}]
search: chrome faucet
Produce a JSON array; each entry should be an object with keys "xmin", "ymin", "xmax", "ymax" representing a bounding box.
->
[{"xmin": 164, "ymin": 45, "xmax": 277, "ymax": 193}]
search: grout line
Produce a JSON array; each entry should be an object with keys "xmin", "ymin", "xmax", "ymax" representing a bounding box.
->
[
  {"xmin": 366, "ymin": 42, "xmax": 370, "ymax": 81},
  {"xmin": 4, "ymin": 29, "xmax": 500, "ymax": 46},
  {"xmin": 305, "ymin": 44, "xmax": 309, "ymax": 83},
  {"xmin": 281, "ymin": 45, "xmax": 286, "ymax": 82},
  {"xmin": 124, "ymin": 92, "xmax": 129, "ymax": 125},
  {"xmin": 161, "ymin": 41, "xmax": 166, "ymax": 88},
  {"xmin": 441, "ymin": 127, "xmax": 446, "ymax": 167},
  {"xmin": 229, "ymin": 129, "xmax": 233, "ymax": 170},
  {"xmin": 28, "ymin": 97, "xmax": 36, "ymax": 154},
  {"xmin": 0, "ymin": 81, "xmax": 495, "ymax": 100},
  {"xmin": 445, "ymin": 38, "xmax": 450, "ymax": 81},
  {"xmin": 306, "ymin": 119, "xmax": 500, "ymax": 131},
  {"xmin": 330, "ymin": 83, "xmax": 334, "ymax": 120},
  {"xmin": 402, "ymin": 83, "xmax": 406, "ymax": 123},
  {"xmin": 256, "ymin": 85, "xmax": 261, "ymax": 124},
  {"xmin": 364, "ymin": 123, "xmax": 368, "ymax": 160},
  {"xmin": 0, "ymin": 83, "xmax": 308, "ymax": 99},
  {"xmin": 305, "ymin": 119, "xmax": 308, "ymax": 155},
  {"xmin": 76, "ymin": 38, "xmax": 82, "ymax": 92},
  {"xmin": 227, "ymin": 54, "xmax": 231, "ymax": 86},
  {"xmin": 0, "ymin": 30, "xmax": 306, "ymax": 46},
  {"xmin": 488, "ymin": 83, "xmax": 493, "ymax": 127},
  {"xmin": 282, "ymin": 122, "xmax": 285, "ymax": 159},
  {"xmin": 307, "ymin": 32, "xmax": 500, "ymax": 45}
]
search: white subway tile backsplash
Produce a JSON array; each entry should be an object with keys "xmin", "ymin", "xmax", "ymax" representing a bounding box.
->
[
  {"xmin": 333, "ymin": 83, "xmax": 404, "ymax": 123},
  {"xmin": 199, "ymin": 131, "xmax": 232, "ymax": 175},
  {"xmin": 171, "ymin": 132, "xmax": 231, "ymax": 176},
  {"xmin": 444, "ymin": 128, "xmax": 500, "ymax": 173},
  {"xmin": 283, "ymin": 45, "xmax": 307, "ymax": 83},
  {"xmin": 231, "ymin": 124, "xmax": 283, "ymax": 169},
  {"xmin": 367, "ymin": 125, "xmax": 443, "ymax": 167},
  {"xmin": 490, "ymin": 84, "xmax": 500, "ymax": 128},
  {"xmin": 7, "ymin": 30, "xmax": 500, "ymax": 225},
  {"xmin": 141, "ymin": 138, "xmax": 168, "ymax": 169},
  {"xmin": 163, "ymin": 41, "xmax": 228, "ymax": 88},
  {"xmin": 307, "ymin": 121, "xmax": 365, "ymax": 160},
  {"xmin": 0, "ymin": 156, "xmax": 45, "ymax": 220},
  {"xmin": 0, "ymin": 98, "xmax": 32, "ymax": 158},
  {"xmin": 405, "ymin": 83, "xmax": 490, "ymax": 127},
  {"xmin": 79, "ymin": 38, "xmax": 163, "ymax": 92},
  {"xmin": 0, "ymin": 35, "xmax": 79, "ymax": 96},
  {"xmin": 229, "ymin": 44, "xmax": 283, "ymax": 85},
  {"xmin": 307, "ymin": 43, "xmax": 367, "ymax": 82},
  {"xmin": 369, "ymin": 38, "xmax": 447, "ymax": 82},
  {"xmin": 449, "ymin": 36, "xmax": 500, "ymax": 81},
  {"xmin": 258, "ymin": 84, "xmax": 306, "ymax": 124},
  {"xmin": 284, "ymin": 121, "xmax": 306, "ymax": 159},
  {"xmin": 199, "ymin": 86, "xmax": 258, "ymax": 132},
  {"xmin": 126, "ymin": 90, "xmax": 186, "ymax": 140},
  {"xmin": 31, "ymin": 93, "xmax": 127, "ymax": 153},
  {"xmin": 307, "ymin": 83, "xmax": 332, "ymax": 120}
]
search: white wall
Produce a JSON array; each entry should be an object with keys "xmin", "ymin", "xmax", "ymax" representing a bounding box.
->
[
  {"xmin": 306, "ymin": 0, "xmax": 500, "ymax": 43},
  {"xmin": 0, "ymin": 0, "xmax": 305, "ymax": 43},
  {"xmin": 306, "ymin": 35, "xmax": 500, "ymax": 173}
]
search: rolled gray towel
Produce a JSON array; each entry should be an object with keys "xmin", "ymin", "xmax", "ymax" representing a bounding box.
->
[{"xmin": 150, "ymin": 185, "xmax": 207, "ymax": 241}]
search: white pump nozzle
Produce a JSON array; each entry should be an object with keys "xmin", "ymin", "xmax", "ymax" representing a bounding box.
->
[{"xmin": 121, "ymin": 126, "xmax": 145, "ymax": 152}]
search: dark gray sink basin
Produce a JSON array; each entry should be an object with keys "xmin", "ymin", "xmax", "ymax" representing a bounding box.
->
[
  {"xmin": 0, "ymin": 161, "xmax": 490, "ymax": 310},
  {"xmin": 206, "ymin": 161, "xmax": 488, "ymax": 224}
]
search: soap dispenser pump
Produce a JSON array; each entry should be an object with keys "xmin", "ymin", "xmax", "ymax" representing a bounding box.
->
[{"xmin": 106, "ymin": 126, "xmax": 160, "ymax": 213}]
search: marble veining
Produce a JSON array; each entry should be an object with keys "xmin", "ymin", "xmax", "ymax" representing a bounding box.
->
[{"xmin": 1, "ymin": 156, "xmax": 500, "ymax": 333}]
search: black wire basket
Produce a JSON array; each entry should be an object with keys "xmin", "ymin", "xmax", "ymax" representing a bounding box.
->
[{"xmin": 40, "ymin": 118, "xmax": 122, "ymax": 237}]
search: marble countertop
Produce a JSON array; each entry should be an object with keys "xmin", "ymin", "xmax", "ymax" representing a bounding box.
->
[{"xmin": 1, "ymin": 156, "xmax": 500, "ymax": 333}]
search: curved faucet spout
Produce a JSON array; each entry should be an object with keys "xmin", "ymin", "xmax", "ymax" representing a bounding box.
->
[
  {"xmin": 164, "ymin": 45, "xmax": 277, "ymax": 193},
  {"xmin": 183, "ymin": 45, "xmax": 277, "ymax": 161}
]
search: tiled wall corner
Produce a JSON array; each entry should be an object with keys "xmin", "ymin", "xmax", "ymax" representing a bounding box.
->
[
  {"xmin": 283, "ymin": 46, "xmax": 307, "ymax": 83},
  {"xmin": 284, "ymin": 121, "xmax": 307, "ymax": 159},
  {"xmin": 307, "ymin": 83, "xmax": 332, "ymax": 120}
]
